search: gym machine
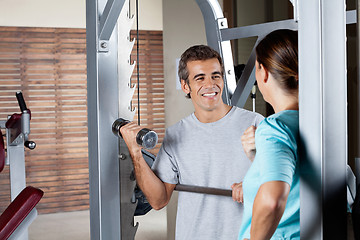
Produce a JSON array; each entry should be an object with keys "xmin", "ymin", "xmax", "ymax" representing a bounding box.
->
[
  {"xmin": 0, "ymin": 92, "xmax": 43, "ymax": 240},
  {"xmin": 86, "ymin": 0, "xmax": 353, "ymax": 239}
]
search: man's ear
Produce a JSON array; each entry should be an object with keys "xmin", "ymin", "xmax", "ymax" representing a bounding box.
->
[{"xmin": 181, "ymin": 79, "xmax": 190, "ymax": 94}]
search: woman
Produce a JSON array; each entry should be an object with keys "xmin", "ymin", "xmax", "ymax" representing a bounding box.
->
[{"xmin": 238, "ymin": 29, "xmax": 300, "ymax": 240}]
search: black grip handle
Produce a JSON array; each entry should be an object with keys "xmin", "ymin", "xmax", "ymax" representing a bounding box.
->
[
  {"xmin": 112, "ymin": 118, "xmax": 130, "ymax": 137},
  {"xmin": 174, "ymin": 184, "xmax": 232, "ymax": 197},
  {"xmin": 25, "ymin": 141, "xmax": 36, "ymax": 150},
  {"xmin": 16, "ymin": 92, "xmax": 28, "ymax": 112}
]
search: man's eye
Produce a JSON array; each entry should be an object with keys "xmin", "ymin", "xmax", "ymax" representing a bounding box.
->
[
  {"xmin": 196, "ymin": 77, "xmax": 204, "ymax": 81},
  {"xmin": 213, "ymin": 75, "xmax": 221, "ymax": 79}
]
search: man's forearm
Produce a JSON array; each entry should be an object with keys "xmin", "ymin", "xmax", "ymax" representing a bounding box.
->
[{"xmin": 129, "ymin": 149, "xmax": 173, "ymax": 210}]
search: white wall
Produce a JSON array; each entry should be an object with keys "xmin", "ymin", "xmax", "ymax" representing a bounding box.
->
[
  {"xmin": 0, "ymin": 0, "xmax": 86, "ymax": 28},
  {"xmin": 162, "ymin": 0, "xmax": 206, "ymax": 127},
  {"xmin": 162, "ymin": 1, "xmax": 207, "ymax": 238},
  {"xmin": 0, "ymin": 0, "xmax": 162, "ymax": 30},
  {"xmin": 130, "ymin": 0, "xmax": 163, "ymax": 30}
]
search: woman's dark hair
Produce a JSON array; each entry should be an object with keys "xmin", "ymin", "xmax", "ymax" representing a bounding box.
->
[
  {"xmin": 178, "ymin": 45, "xmax": 224, "ymax": 98},
  {"xmin": 256, "ymin": 29, "xmax": 298, "ymax": 94}
]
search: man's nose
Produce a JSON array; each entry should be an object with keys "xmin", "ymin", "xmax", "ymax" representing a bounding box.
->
[{"xmin": 203, "ymin": 76, "xmax": 215, "ymax": 88}]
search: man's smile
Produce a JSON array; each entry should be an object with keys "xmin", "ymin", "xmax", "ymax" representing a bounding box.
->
[{"xmin": 202, "ymin": 92, "xmax": 217, "ymax": 97}]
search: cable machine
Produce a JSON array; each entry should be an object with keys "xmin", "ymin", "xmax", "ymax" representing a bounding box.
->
[{"xmin": 86, "ymin": 0, "xmax": 353, "ymax": 239}]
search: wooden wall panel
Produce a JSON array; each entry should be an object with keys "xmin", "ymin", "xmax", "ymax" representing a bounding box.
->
[
  {"xmin": 131, "ymin": 31, "xmax": 165, "ymax": 155},
  {"xmin": 0, "ymin": 27, "xmax": 165, "ymax": 214}
]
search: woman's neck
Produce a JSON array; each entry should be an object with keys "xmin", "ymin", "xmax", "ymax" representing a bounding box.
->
[{"xmin": 271, "ymin": 94, "xmax": 298, "ymax": 113}]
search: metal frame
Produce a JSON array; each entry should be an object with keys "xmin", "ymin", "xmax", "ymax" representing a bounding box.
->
[
  {"xmin": 0, "ymin": 108, "xmax": 37, "ymax": 240},
  {"xmin": 8, "ymin": 209, "xmax": 38, "ymax": 240},
  {"xmin": 86, "ymin": 0, "xmax": 122, "ymax": 239},
  {"xmin": 1, "ymin": 119, "xmax": 26, "ymax": 201},
  {"xmin": 221, "ymin": 20, "xmax": 298, "ymax": 107},
  {"xmin": 197, "ymin": 0, "xmax": 350, "ymax": 239},
  {"xmin": 87, "ymin": 0, "xmax": 138, "ymax": 239},
  {"xmin": 195, "ymin": 0, "xmax": 236, "ymax": 104},
  {"xmin": 86, "ymin": 0, "xmax": 352, "ymax": 239},
  {"xmin": 194, "ymin": 0, "xmax": 298, "ymax": 107},
  {"xmin": 0, "ymin": 119, "xmax": 28, "ymax": 240},
  {"xmin": 298, "ymin": 0, "xmax": 347, "ymax": 238}
]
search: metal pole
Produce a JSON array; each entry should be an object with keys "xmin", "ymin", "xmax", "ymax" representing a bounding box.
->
[
  {"xmin": 357, "ymin": 0, "xmax": 360, "ymax": 184},
  {"xmin": 195, "ymin": 0, "xmax": 236, "ymax": 104},
  {"xmin": 298, "ymin": 0, "xmax": 347, "ymax": 238},
  {"xmin": 86, "ymin": 0, "xmax": 123, "ymax": 239}
]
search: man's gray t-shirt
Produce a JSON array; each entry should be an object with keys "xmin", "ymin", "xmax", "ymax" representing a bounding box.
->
[{"xmin": 152, "ymin": 106, "xmax": 264, "ymax": 240}]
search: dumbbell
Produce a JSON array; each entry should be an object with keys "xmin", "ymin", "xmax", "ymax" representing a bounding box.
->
[{"xmin": 112, "ymin": 118, "xmax": 158, "ymax": 150}]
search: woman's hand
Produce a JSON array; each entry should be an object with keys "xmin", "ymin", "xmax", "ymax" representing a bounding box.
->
[
  {"xmin": 231, "ymin": 182, "xmax": 243, "ymax": 203},
  {"xmin": 241, "ymin": 125, "xmax": 257, "ymax": 161}
]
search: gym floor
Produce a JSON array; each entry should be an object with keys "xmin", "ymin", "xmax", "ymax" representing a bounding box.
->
[{"xmin": 29, "ymin": 208, "xmax": 167, "ymax": 240}]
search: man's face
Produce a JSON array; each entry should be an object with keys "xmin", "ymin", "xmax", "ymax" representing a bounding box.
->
[{"xmin": 181, "ymin": 58, "xmax": 224, "ymax": 113}]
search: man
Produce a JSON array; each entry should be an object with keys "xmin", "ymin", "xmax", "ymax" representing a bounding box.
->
[{"xmin": 120, "ymin": 45, "xmax": 263, "ymax": 239}]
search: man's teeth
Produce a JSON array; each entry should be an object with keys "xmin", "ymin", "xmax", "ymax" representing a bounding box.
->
[{"xmin": 202, "ymin": 92, "xmax": 216, "ymax": 97}]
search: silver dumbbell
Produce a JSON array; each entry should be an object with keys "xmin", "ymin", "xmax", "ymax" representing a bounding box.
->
[{"xmin": 112, "ymin": 118, "xmax": 158, "ymax": 150}]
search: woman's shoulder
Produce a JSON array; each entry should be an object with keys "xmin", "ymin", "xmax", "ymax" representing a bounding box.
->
[{"xmin": 257, "ymin": 110, "xmax": 299, "ymax": 137}]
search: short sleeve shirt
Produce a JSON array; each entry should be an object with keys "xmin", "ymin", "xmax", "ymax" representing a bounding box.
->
[
  {"xmin": 152, "ymin": 106, "xmax": 264, "ymax": 240},
  {"xmin": 238, "ymin": 110, "xmax": 300, "ymax": 240}
]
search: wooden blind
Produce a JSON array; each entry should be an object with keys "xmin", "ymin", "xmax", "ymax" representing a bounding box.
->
[
  {"xmin": 131, "ymin": 30, "xmax": 165, "ymax": 154},
  {"xmin": 0, "ymin": 27, "xmax": 88, "ymax": 214},
  {"xmin": 0, "ymin": 27, "xmax": 165, "ymax": 214}
]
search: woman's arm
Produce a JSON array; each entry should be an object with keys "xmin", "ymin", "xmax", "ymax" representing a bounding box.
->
[{"xmin": 250, "ymin": 181, "xmax": 290, "ymax": 240}]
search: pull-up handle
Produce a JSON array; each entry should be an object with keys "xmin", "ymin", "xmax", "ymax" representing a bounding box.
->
[{"xmin": 16, "ymin": 92, "xmax": 28, "ymax": 112}]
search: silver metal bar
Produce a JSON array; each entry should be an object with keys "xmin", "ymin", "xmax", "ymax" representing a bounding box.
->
[
  {"xmin": 117, "ymin": 1, "xmax": 138, "ymax": 239},
  {"xmin": 21, "ymin": 111, "xmax": 30, "ymax": 142},
  {"xmin": 226, "ymin": 10, "xmax": 354, "ymax": 108},
  {"xmin": 231, "ymin": 45, "xmax": 257, "ymax": 108},
  {"xmin": 195, "ymin": 0, "xmax": 224, "ymax": 50},
  {"xmin": 5, "ymin": 117, "xmax": 27, "ymax": 240},
  {"xmin": 347, "ymin": 10, "xmax": 357, "ymax": 25},
  {"xmin": 6, "ymin": 127, "xmax": 26, "ymax": 201},
  {"xmin": 0, "ymin": 120, "xmax": 6, "ymax": 128},
  {"xmin": 119, "ymin": 138, "xmax": 138, "ymax": 240},
  {"xmin": 217, "ymin": 18, "xmax": 237, "ymax": 99},
  {"xmin": 220, "ymin": 19, "xmax": 298, "ymax": 42},
  {"xmin": 228, "ymin": 20, "xmax": 297, "ymax": 108},
  {"xmin": 8, "ymin": 209, "xmax": 37, "ymax": 240},
  {"xmin": 99, "ymin": 0, "xmax": 126, "ymax": 41},
  {"xmin": 86, "ymin": 0, "xmax": 122, "ymax": 239},
  {"xmin": 117, "ymin": 2, "xmax": 136, "ymax": 121},
  {"xmin": 289, "ymin": 0, "xmax": 299, "ymax": 22},
  {"xmin": 175, "ymin": 184, "xmax": 232, "ymax": 197},
  {"xmin": 195, "ymin": 0, "xmax": 235, "ymax": 104},
  {"xmin": 357, "ymin": 1, "xmax": 360, "ymax": 174},
  {"xmin": 299, "ymin": 0, "xmax": 347, "ymax": 239}
]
